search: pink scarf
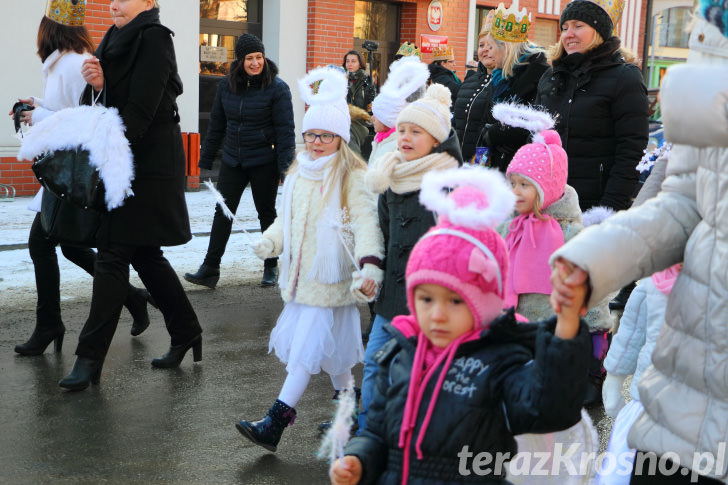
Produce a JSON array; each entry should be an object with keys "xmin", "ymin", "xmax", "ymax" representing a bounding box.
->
[
  {"xmin": 374, "ymin": 126, "xmax": 396, "ymax": 143},
  {"xmin": 504, "ymin": 213, "xmax": 565, "ymax": 308},
  {"xmin": 651, "ymin": 263, "xmax": 682, "ymax": 295},
  {"xmin": 391, "ymin": 315, "xmax": 481, "ymax": 484}
]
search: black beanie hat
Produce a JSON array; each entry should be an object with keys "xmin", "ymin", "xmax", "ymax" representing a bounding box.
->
[
  {"xmin": 560, "ymin": 0, "xmax": 613, "ymax": 42},
  {"xmin": 235, "ymin": 33, "xmax": 265, "ymax": 60}
]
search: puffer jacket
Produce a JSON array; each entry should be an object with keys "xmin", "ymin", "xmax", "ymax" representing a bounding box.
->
[
  {"xmin": 453, "ymin": 62, "xmax": 492, "ymax": 162},
  {"xmin": 344, "ymin": 311, "xmax": 591, "ymax": 484},
  {"xmin": 372, "ymin": 130, "xmax": 463, "ymax": 320},
  {"xmin": 604, "ymin": 277, "xmax": 668, "ymax": 402},
  {"xmin": 535, "ymin": 38, "xmax": 648, "ymax": 211},
  {"xmin": 552, "ymin": 18, "xmax": 728, "ymax": 481},
  {"xmin": 262, "ymin": 168, "xmax": 384, "ymax": 307},
  {"xmin": 199, "ymin": 60, "xmax": 295, "ymax": 174}
]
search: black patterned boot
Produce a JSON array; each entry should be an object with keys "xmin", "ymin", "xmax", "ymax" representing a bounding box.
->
[{"xmin": 236, "ymin": 399, "xmax": 296, "ymax": 452}]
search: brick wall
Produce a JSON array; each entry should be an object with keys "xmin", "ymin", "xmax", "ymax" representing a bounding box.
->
[
  {"xmin": 85, "ymin": 0, "xmax": 113, "ymax": 45},
  {"xmin": 306, "ymin": 0, "xmax": 356, "ymax": 71}
]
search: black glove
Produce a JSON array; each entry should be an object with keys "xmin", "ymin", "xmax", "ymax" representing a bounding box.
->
[{"xmin": 12, "ymin": 102, "xmax": 34, "ymax": 133}]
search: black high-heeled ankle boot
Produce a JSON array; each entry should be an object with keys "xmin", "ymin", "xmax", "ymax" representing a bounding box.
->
[
  {"xmin": 58, "ymin": 357, "xmax": 104, "ymax": 391},
  {"xmin": 126, "ymin": 288, "xmax": 158, "ymax": 337},
  {"xmin": 14, "ymin": 326, "xmax": 65, "ymax": 356},
  {"xmin": 184, "ymin": 264, "xmax": 220, "ymax": 289},
  {"xmin": 151, "ymin": 334, "xmax": 202, "ymax": 368},
  {"xmin": 236, "ymin": 399, "xmax": 297, "ymax": 452}
]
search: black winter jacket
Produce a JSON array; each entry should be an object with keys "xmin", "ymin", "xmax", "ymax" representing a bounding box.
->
[
  {"xmin": 535, "ymin": 38, "xmax": 648, "ymax": 210},
  {"xmin": 345, "ymin": 311, "xmax": 591, "ymax": 484},
  {"xmin": 482, "ymin": 52, "xmax": 549, "ymax": 172},
  {"xmin": 84, "ymin": 9, "xmax": 190, "ymax": 247},
  {"xmin": 453, "ymin": 62, "xmax": 492, "ymax": 162},
  {"xmin": 347, "ymin": 69, "xmax": 377, "ymax": 114},
  {"xmin": 199, "ymin": 60, "xmax": 295, "ymax": 175},
  {"xmin": 428, "ymin": 63, "xmax": 461, "ymax": 109},
  {"xmin": 372, "ymin": 131, "xmax": 463, "ymax": 320}
]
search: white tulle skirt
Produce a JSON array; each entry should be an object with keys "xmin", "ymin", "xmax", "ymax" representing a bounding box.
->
[{"xmin": 268, "ymin": 301, "xmax": 364, "ymax": 376}]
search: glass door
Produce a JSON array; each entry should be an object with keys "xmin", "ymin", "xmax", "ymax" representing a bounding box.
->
[{"xmin": 353, "ymin": 0, "xmax": 401, "ymax": 89}]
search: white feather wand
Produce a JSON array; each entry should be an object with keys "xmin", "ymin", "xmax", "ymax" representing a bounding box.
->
[
  {"xmin": 203, "ymin": 179, "xmax": 255, "ymax": 244},
  {"xmin": 328, "ymin": 208, "xmax": 363, "ymax": 279},
  {"xmin": 318, "ymin": 376, "xmax": 357, "ymax": 471}
]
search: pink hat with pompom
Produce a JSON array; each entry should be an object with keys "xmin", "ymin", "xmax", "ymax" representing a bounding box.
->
[{"xmin": 406, "ymin": 169, "xmax": 515, "ymax": 327}]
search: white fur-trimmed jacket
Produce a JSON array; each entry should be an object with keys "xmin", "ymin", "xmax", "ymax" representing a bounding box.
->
[
  {"xmin": 262, "ymin": 167, "xmax": 384, "ymax": 307},
  {"xmin": 552, "ymin": 19, "xmax": 728, "ymax": 480},
  {"xmin": 31, "ymin": 50, "xmax": 91, "ymax": 124}
]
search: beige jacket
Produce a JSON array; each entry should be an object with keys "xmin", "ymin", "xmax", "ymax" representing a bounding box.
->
[{"xmin": 553, "ymin": 19, "xmax": 728, "ymax": 480}]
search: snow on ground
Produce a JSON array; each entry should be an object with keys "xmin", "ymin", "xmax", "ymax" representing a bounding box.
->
[{"xmin": 0, "ymin": 186, "xmax": 283, "ymax": 312}]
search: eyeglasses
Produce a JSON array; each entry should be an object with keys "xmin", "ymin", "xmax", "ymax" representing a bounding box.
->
[{"xmin": 303, "ymin": 132, "xmax": 339, "ymax": 144}]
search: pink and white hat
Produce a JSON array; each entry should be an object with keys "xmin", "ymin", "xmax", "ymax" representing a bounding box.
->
[{"xmin": 407, "ymin": 168, "xmax": 515, "ymax": 327}]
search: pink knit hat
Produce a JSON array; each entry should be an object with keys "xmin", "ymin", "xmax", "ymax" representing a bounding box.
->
[
  {"xmin": 407, "ymin": 169, "xmax": 515, "ymax": 327},
  {"xmin": 506, "ymin": 129, "xmax": 568, "ymax": 210}
]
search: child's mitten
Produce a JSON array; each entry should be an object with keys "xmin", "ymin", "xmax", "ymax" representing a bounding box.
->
[
  {"xmin": 602, "ymin": 373, "xmax": 628, "ymax": 418},
  {"xmin": 349, "ymin": 263, "xmax": 384, "ymax": 303},
  {"xmin": 253, "ymin": 238, "xmax": 274, "ymax": 260}
]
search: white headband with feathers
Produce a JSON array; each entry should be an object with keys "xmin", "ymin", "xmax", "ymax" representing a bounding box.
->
[
  {"xmin": 380, "ymin": 57, "xmax": 429, "ymax": 100},
  {"xmin": 298, "ymin": 67, "xmax": 348, "ymax": 106},
  {"xmin": 492, "ymin": 102, "xmax": 555, "ymax": 144}
]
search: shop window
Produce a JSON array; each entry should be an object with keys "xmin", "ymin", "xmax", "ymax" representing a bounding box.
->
[
  {"xmin": 200, "ymin": 0, "xmax": 258, "ymax": 22},
  {"xmin": 533, "ymin": 18, "xmax": 558, "ymax": 49},
  {"xmin": 657, "ymin": 7, "xmax": 690, "ymax": 49},
  {"xmin": 353, "ymin": 0, "xmax": 400, "ymax": 88},
  {"xmin": 472, "ymin": 7, "xmax": 492, "ymax": 61}
]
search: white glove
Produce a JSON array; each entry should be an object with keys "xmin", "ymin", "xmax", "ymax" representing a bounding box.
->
[
  {"xmin": 350, "ymin": 263, "xmax": 384, "ymax": 303},
  {"xmin": 253, "ymin": 238, "xmax": 274, "ymax": 260},
  {"xmin": 602, "ymin": 373, "xmax": 628, "ymax": 418}
]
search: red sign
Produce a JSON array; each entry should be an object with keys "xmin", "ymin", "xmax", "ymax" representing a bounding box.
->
[{"xmin": 420, "ymin": 34, "xmax": 448, "ymax": 53}]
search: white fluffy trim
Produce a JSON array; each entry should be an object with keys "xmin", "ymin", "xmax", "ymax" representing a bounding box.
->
[
  {"xmin": 420, "ymin": 168, "xmax": 515, "ymax": 229},
  {"xmin": 381, "ymin": 57, "xmax": 429, "ymax": 100},
  {"xmin": 298, "ymin": 67, "xmax": 348, "ymax": 106},
  {"xmin": 492, "ymin": 102, "xmax": 554, "ymax": 135},
  {"xmin": 18, "ymin": 105, "xmax": 134, "ymax": 210},
  {"xmin": 582, "ymin": 206, "xmax": 616, "ymax": 227}
]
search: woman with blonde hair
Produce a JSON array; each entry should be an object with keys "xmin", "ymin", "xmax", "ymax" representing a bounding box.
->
[{"xmin": 475, "ymin": 3, "xmax": 549, "ymax": 171}]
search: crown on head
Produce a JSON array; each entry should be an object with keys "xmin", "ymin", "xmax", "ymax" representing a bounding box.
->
[
  {"xmin": 590, "ymin": 0, "xmax": 625, "ymax": 33},
  {"xmin": 432, "ymin": 45, "xmax": 454, "ymax": 61},
  {"xmin": 45, "ymin": 0, "xmax": 86, "ymax": 27},
  {"xmin": 396, "ymin": 42, "xmax": 422, "ymax": 59},
  {"xmin": 491, "ymin": 2, "xmax": 531, "ymax": 43}
]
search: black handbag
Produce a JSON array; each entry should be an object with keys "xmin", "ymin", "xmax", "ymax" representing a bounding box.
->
[
  {"xmin": 39, "ymin": 188, "xmax": 100, "ymax": 247},
  {"xmin": 32, "ymin": 147, "xmax": 106, "ymax": 211}
]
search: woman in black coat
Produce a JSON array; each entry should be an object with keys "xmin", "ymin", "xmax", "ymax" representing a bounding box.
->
[
  {"xmin": 185, "ymin": 34, "xmax": 295, "ymax": 289},
  {"xmin": 343, "ymin": 50, "xmax": 377, "ymax": 113},
  {"xmin": 428, "ymin": 46, "xmax": 461, "ymax": 108},
  {"xmin": 535, "ymin": 0, "xmax": 648, "ymax": 211},
  {"xmin": 59, "ymin": 0, "xmax": 202, "ymax": 391}
]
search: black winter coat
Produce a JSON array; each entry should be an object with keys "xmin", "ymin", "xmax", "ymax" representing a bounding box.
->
[
  {"xmin": 453, "ymin": 62, "xmax": 492, "ymax": 162},
  {"xmin": 428, "ymin": 63, "xmax": 461, "ymax": 109},
  {"xmin": 86, "ymin": 9, "xmax": 190, "ymax": 247},
  {"xmin": 347, "ymin": 69, "xmax": 377, "ymax": 114},
  {"xmin": 535, "ymin": 38, "xmax": 648, "ymax": 211},
  {"xmin": 372, "ymin": 131, "xmax": 463, "ymax": 320},
  {"xmin": 345, "ymin": 311, "xmax": 591, "ymax": 484},
  {"xmin": 199, "ymin": 60, "xmax": 295, "ymax": 174},
  {"xmin": 482, "ymin": 52, "xmax": 549, "ymax": 172}
]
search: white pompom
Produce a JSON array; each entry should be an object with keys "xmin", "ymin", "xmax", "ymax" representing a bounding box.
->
[{"xmin": 426, "ymin": 83, "xmax": 453, "ymax": 109}]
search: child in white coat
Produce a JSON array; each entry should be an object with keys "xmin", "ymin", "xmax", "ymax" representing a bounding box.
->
[{"xmin": 235, "ymin": 67, "xmax": 384, "ymax": 452}]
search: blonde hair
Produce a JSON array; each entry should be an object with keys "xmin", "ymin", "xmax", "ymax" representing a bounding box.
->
[
  {"xmin": 547, "ymin": 30, "xmax": 638, "ymax": 64},
  {"xmin": 287, "ymin": 140, "xmax": 367, "ymax": 210},
  {"xmin": 488, "ymin": 34, "xmax": 545, "ymax": 79}
]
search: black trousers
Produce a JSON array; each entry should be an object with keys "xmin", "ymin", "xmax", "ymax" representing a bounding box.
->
[
  {"xmin": 630, "ymin": 451, "xmax": 723, "ymax": 484},
  {"xmin": 76, "ymin": 243, "xmax": 201, "ymax": 361},
  {"xmin": 28, "ymin": 213, "xmax": 141, "ymax": 331},
  {"xmin": 203, "ymin": 161, "xmax": 279, "ymax": 269}
]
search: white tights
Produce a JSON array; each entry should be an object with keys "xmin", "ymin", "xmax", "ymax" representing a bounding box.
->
[{"xmin": 277, "ymin": 365, "xmax": 354, "ymax": 408}]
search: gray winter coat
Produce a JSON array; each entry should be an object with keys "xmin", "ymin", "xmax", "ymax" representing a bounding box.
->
[{"xmin": 552, "ymin": 18, "xmax": 728, "ymax": 480}]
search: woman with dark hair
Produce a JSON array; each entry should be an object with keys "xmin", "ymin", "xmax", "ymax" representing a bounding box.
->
[
  {"xmin": 59, "ymin": 0, "xmax": 202, "ymax": 390},
  {"xmin": 185, "ymin": 34, "xmax": 296, "ymax": 288},
  {"xmin": 11, "ymin": 1, "xmax": 154, "ymax": 357},
  {"xmin": 342, "ymin": 50, "xmax": 376, "ymax": 113},
  {"xmin": 536, "ymin": 0, "xmax": 648, "ymax": 211}
]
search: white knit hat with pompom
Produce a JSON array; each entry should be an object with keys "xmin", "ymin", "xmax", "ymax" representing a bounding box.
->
[{"xmin": 396, "ymin": 83, "xmax": 452, "ymax": 143}]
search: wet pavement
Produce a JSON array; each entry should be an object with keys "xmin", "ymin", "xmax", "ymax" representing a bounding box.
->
[{"xmin": 0, "ymin": 284, "xmax": 360, "ymax": 484}]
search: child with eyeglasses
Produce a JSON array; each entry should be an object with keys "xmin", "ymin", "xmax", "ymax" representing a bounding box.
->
[{"xmin": 235, "ymin": 67, "xmax": 385, "ymax": 452}]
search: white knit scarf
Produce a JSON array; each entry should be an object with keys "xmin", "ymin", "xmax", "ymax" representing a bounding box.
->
[
  {"xmin": 278, "ymin": 151, "xmax": 349, "ymax": 290},
  {"xmin": 365, "ymin": 150, "xmax": 459, "ymax": 195}
]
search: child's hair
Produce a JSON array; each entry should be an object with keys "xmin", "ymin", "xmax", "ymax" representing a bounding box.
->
[{"xmin": 409, "ymin": 169, "xmax": 515, "ymax": 327}]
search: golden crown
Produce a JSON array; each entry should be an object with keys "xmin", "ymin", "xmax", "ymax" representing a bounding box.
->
[
  {"xmin": 590, "ymin": 0, "xmax": 625, "ymax": 33},
  {"xmin": 432, "ymin": 45, "xmax": 454, "ymax": 61},
  {"xmin": 396, "ymin": 42, "xmax": 422, "ymax": 59},
  {"xmin": 491, "ymin": 2, "xmax": 531, "ymax": 43},
  {"xmin": 45, "ymin": 0, "xmax": 86, "ymax": 27}
]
